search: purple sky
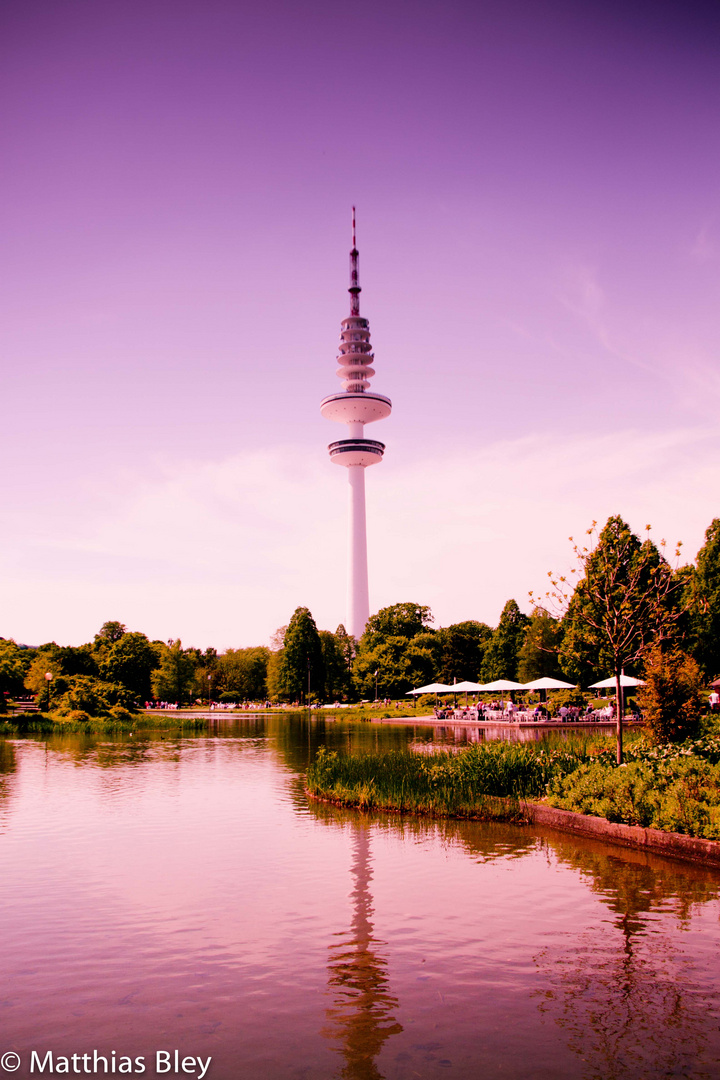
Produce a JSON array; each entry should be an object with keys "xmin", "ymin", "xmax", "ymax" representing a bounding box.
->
[{"xmin": 2, "ymin": 0, "xmax": 720, "ymax": 648}]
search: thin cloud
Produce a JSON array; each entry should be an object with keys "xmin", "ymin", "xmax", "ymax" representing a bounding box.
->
[{"xmin": 2, "ymin": 428, "xmax": 718, "ymax": 648}]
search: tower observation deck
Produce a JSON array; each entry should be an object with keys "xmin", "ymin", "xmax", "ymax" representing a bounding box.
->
[{"xmin": 320, "ymin": 210, "xmax": 392, "ymax": 640}]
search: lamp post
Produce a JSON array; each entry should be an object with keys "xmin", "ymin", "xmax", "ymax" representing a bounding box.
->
[
  {"xmin": 208, "ymin": 674, "xmax": 212, "ymax": 709},
  {"xmin": 44, "ymin": 671, "xmax": 53, "ymax": 713},
  {"xmin": 374, "ymin": 669, "xmax": 379, "ymax": 703}
]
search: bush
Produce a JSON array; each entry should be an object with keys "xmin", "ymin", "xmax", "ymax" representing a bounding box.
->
[
  {"xmin": 547, "ymin": 755, "xmax": 720, "ymax": 838},
  {"xmin": 637, "ymin": 644, "xmax": 703, "ymax": 744},
  {"xmin": 55, "ymin": 675, "xmax": 136, "ymax": 717},
  {"xmin": 58, "ymin": 710, "xmax": 90, "ymax": 724},
  {"xmin": 107, "ymin": 705, "xmax": 135, "ymax": 723}
]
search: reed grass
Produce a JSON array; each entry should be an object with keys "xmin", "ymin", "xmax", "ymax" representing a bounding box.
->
[
  {"xmin": 1, "ymin": 711, "xmax": 209, "ymax": 734},
  {"xmin": 306, "ymin": 738, "xmax": 607, "ymax": 819}
]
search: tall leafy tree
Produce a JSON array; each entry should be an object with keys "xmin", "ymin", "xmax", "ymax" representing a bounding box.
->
[
  {"xmin": 353, "ymin": 633, "xmax": 441, "ymax": 700},
  {"xmin": 437, "ymin": 621, "xmax": 492, "ymax": 683},
  {"xmin": 94, "ymin": 621, "xmax": 127, "ymax": 645},
  {"xmin": 481, "ymin": 600, "xmax": 530, "ymax": 682},
  {"xmin": 151, "ymin": 641, "xmax": 197, "ymax": 703},
  {"xmin": 215, "ymin": 647, "xmax": 269, "ymax": 701},
  {"xmin": 99, "ymin": 632, "xmax": 158, "ymax": 701},
  {"xmin": 544, "ymin": 516, "xmax": 686, "ymax": 762},
  {"xmin": 320, "ymin": 631, "xmax": 354, "ymax": 702},
  {"xmin": 0, "ymin": 640, "xmax": 29, "ymax": 711},
  {"xmin": 277, "ymin": 608, "xmax": 325, "ymax": 703},
  {"xmin": 517, "ymin": 608, "xmax": 564, "ymax": 683},
  {"xmin": 687, "ymin": 518, "xmax": 720, "ymax": 678},
  {"xmin": 353, "ymin": 603, "xmax": 436, "ymax": 698},
  {"xmin": 361, "ymin": 603, "xmax": 434, "ymax": 648}
]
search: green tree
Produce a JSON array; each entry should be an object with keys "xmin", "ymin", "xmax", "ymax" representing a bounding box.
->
[
  {"xmin": 637, "ymin": 644, "xmax": 703, "ymax": 744},
  {"xmin": 277, "ymin": 608, "xmax": 325, "ymax": 703},
  {"xmin": 215, "ymin": 647, "xmax": 269, "ymax": 701},
  {"xmin": 320, "ymin": 631, "xmax": 353, "ymax": 701},
  {"xmin": 481, "ymin": 600, "xmax": 530, "ymax": 682},
  {"xmin": 437, "ymin": 621, "xmax": 492, "ymax": 683},
  {"xmin": 94, "ymin": 621, "xmax": 127, "ymax": 645},
  {"xmin": 334, "ymin": 624, "xmax": 356, "ymax": 675},
  {"xmin": 99, "ymin": 632, "xmax": 158, "ymax": 701},
  {"xmin": 517, "ymin": 608, "xmax": 564, "ymax": 683},
  {"xmin": 361, "ymin": 603, "xmax": 434, "ymax": 648},
  {"xmin": 56, "ymin": 645, "xmax": 99, "ymax": 677},
  {"xmin": 687, "ymin": 519, "xmax": 720, "ymax": 678},
  {"xmin": 0, "ymin": 640, "xmax": 28, "ymax": 711},
  {"xmin": 542, "ymin": 517, "xmax": 687, "ymax": 762},
  {"xmin": 353, "ymin": 633, "xmax": 440, "ymax": 700},
  {"xmin": 353, "ymin": 604, "xmax": 437, "ymax": 699},
  {"xmin": 151, "ymin": 641, "xmax": 197, "ymax": 704},
  {"xmin": 25, "ymin": 652, "xmax": 65, "ymax": 711}
]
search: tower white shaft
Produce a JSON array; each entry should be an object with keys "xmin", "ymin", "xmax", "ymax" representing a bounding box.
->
[
  {"xmin": 348, "ymin": 465, "xmax": 369, "ymax": 640},
  {"xmin": 320, "ymin": 211, "xmax": 392, "ymax": 641}
]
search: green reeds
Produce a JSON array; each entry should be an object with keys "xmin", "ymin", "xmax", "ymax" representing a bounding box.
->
[
  {"xmin": 2, "ymin": 711, "xmax": 209, "ymax": 734},
  {"xmin": 307, "ymin": 740, "xmax": 600, "ymax": 820}
]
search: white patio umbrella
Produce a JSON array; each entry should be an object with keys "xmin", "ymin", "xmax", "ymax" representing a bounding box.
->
[
  {"xmin": 476, "ymin": 679, "xmax": 525, "ymax": 691},
  {"xmin": 522, "ymin": 677, "xmax": 575, "ymax": 690},
  {"xmin": 522, "ymin": 676, "xmax": 575, "ymax": 704},
  {"xmin": 589, "ymin": 675, "xmax": 645, "ymax": 688},
  {"xmin": 406, "ymin": 682, "xmax": 454, "ymax": 707},
  {"xmin": 447, "ymin": 680, "xmax": 485, "ymax": 706},
  {"xmin": 406, "ymin": 683, "xmax": 454, "ymax": 694}
]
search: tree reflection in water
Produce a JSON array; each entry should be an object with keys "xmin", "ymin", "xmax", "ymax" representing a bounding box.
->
[
  {"xmin": 323, "ymin": 822, "xmax": 402, "ymax": 1080},
  {"xmin": 0, "ymin": 738, "xmax": 18, "ymax": 827},
  {"xmin": 534, "ymin": 835, "xmax": 720, "ymax": 1079}
]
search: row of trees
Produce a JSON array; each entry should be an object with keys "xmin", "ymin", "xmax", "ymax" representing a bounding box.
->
[{"xmin": 1, "ymin": 515, "xmax": 719, "ymax": 725}]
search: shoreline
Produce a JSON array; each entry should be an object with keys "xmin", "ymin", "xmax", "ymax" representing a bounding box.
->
[
  {"xmin": 306, "ymin": 788, "xmax": 720, "ymax": 870},
  {"xmin": 366, "ymin": 714, "xmax": 642, "ymax": 729}
]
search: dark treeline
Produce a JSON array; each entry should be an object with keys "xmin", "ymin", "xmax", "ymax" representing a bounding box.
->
[{"xmin": 2, "ymin": 515, "xmax": 719, "ymax": 712}]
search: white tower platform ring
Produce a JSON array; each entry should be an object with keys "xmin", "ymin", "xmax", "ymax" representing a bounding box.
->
[
  {"xmin": 320, "ymin": 392, "xmax": 392, "ymax": 425},
  {"xmin": 328, "ymin": 439, "xmax": 385, "ymax": 467}
]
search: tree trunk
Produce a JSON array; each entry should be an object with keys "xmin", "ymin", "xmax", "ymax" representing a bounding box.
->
[{"xmin": 615, "ymin": 669, "xmax": 624, "ymax": 765}]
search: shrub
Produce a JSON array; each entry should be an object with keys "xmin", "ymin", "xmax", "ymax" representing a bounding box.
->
[
  {"xmin": 55, "ymin": 675, "xmax": 135, "ymax": 717},
  {"xmin": 547, "ymin": 755, "xmax": 720, "ymax": 838},
  {"xmin": 59, "ymin": 710, "xmax": 91, "ymax": 724},
  {"xmin": 107, "ymin": 705, "xmax": 135, "ymax": 723},
  {"xmin": 637, "ymin": 644, "xmax": 703, "ymax": 744}
]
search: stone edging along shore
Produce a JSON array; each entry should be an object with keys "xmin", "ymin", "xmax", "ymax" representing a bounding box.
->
[
  {"xmin": 306, "ymin": 789, "xmax": 720, "ymax": 869},
  {"xmin": 525, "ymin": 801, "xmax": 720, "ymax": 869}
]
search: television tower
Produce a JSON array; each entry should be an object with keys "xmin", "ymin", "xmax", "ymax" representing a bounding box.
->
[{"xmin": 321, "ymin": 210, "xmax": 392, "ymax": 641}]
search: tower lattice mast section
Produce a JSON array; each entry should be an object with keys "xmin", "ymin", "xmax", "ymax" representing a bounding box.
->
[{"xmin": 320, "ymin": 210, "xmax": 392, "ymax": 640}]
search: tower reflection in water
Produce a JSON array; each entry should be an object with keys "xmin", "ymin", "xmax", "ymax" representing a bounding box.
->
[{"xmin": 324, "ymin": 822, "xmax": 402, "ymax": 1080}]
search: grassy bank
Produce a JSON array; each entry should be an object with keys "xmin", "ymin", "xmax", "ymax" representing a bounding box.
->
[
  {"xmin": 1, "ymin": 711, "xmax": 210, "ymax": 734},
  {"xmin": 547, "ymin": 732, "xmax": 720, "ymax": 838},
  {"xmin": 306, "ymin": 737, "xmax": 606, "ymax": 820},
  {"xmin": 307, "ymin": 728, "xmax": 720, "ymax": 837}
]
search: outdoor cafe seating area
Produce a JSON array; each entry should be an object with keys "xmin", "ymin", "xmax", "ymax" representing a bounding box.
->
[
  {"xmin": 431, "ymin": 704, "xmax": 622, "ymax": 724},
  {"xmin": 411, "ymin": 675, "xmax": 645, "ymax": 725}
]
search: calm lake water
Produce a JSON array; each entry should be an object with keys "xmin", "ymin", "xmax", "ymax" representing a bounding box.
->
[{"xmin": 2, "ymin": 715, "xmax": 720, "ymax": 1080}]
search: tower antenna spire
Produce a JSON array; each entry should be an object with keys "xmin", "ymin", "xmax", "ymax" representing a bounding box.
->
[{"xmin": 349, "ymin": 206, "xmax": 360, "ymax": 316}]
